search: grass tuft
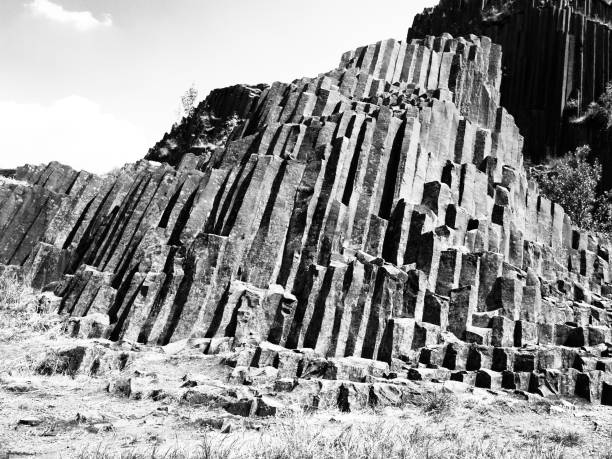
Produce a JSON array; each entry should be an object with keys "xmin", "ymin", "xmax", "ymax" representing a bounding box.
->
[
  {"xmin": 418, "ymin": 390, "xmax": 455, "ymax": 416},
  {"xmin": 547, "ymin": 429, "xmax": 582, "ymax": 447}
]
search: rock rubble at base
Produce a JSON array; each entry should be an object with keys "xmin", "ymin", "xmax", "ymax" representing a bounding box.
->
[
  {"xmin": 1, "ymin": 21, "xmax": 612, "ymax": 404},
  {"xmin": 28, "ymin": 337, "xmax": 612, "ymax": 412}
]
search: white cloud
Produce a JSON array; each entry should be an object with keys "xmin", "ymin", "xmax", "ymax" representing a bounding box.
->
[
  {"xmin": 25, "ymin": 0, "xmax": 112, "ymax": 31},
  {"xmin": 0, "ymin": 96, "xmax": 149, "ymax": 174}
]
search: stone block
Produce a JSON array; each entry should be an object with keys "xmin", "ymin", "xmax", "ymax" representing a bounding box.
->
[
  {"xmin": 277, "ymin": 350, "xmax": 304, "ymax": 378},
  {"xmin": 492, "ymin": 347, "xmax": 516, "ymax": 372},
  {"xmin": 602, "ymin": 382, "xmax": 612, "ymax": 406},
  {"xmin": 448, "ymin": 286, "xmax": 477, "ymax": 340},
  {"xmin": 487, "ymin": 277, "xmax": 522, "ymax": 319},
  {"xmin": 555, "ymin": 324, "xmax": 587, "ymax": 347},
  {"xmin": 475, "ymin": 369, "xmax": 502, "ymax": 390},
  {"xmin": 490, "ymin": 316, "xmax": 515, "ymax": 347},
  {"xmin": 514, "ymin": 320, "xmax": 538, "ymax": 347},
  {"xmin": 418, "ymin": 345, "xmax": 446, "ymax": 367},
  {"xmin": 465, "ymin": 326, "xmax": 491, "ymax": 345},
  {"xmin": 466, "ymin": 345, "xmax": 493, "ymax": 371},
  {"xmin": 422, "ymin": 291, "xmax": 449, "ymax": 329},
  {"xmin": 251, "ymin": 341, "xmax": 283, "ymax": 367},
  {"xmin": 450, "ymin": 371, "xmax": 477, "ymax": 386},
  {"xmin": 501, "ymin": 370, "xmax": 519, "ymax": 390},
  {"xmin": 68, "ymin": 313, "xmax": 110, "ymax": 339},
  {"xmin": 421, "ymin": 181, "xmax": 452, "ymax": 217},
  {"xmin": 573, "ymin": 356, "xmax": 599, "ymax": 372},
  {"xmin": 471, "ymin": 310, "xmax": 498, "ymax": 327},
  {"xmin": 325, "ymin": 357, "xmax": 389, "ymax": 382},
  {"xmin": 537, "ymin": 323, "xmax": 555, "ymax": 345},
  {"xmin": 514, "ymin": 352, "xmax": 536, "ymax": 372},
  {"xmin": 458, "ymin": 252, "xmax": 480, "ymax": 287},
  {"xmin": 407, "ymin": 367, "xmax": 451, "ymax": 381},
  {"xmin": 413, "ymin": 322, "xmax": 441, "ymax": 349},
  {"xmin": 596, "ymin": 359, "xmax": 612, "ymax": 372},
  {"xmin": 442, "ymin": 342, "xmax": 470, "ymax": 371},
  {"xmin": 536, "ymin": 348, "xmax": 563, "ymax": 372},
  {"xmin": 334, "ymin": 382, "xmax": 370, "ymax": 412},
  {"xmin": 477, "ymin": 252, "xmax": 503, "ymax": 311},
  {"xmin": 589, "ymin": 326, "xmax": 612, "ymax": 346},
  {"xmin": 386, "ymin": 318, "xmax": 416, "ymax": 361},
  {"xmin": 574, "ymin": 371, "xmax": 600, "ymax": 403},
  {"xmin": 435, "ymin": 249, "xmax": 462, "ymax": 296}
]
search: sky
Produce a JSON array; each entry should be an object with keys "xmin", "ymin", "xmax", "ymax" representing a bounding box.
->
[{"xmin": 0, "ymin": 0, "xmax": 438, "ymax": 174}]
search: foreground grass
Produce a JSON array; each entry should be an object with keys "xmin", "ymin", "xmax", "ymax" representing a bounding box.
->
[
  {"xmin": 76, "ymin": 402, "xmax": 611, "ymax": 459},
  {"xmin": 73, "ymin": 422, "xmax": 576, "ymax": 459}
]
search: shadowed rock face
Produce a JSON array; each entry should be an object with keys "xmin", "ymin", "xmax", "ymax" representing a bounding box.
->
[
  {"xmin": 1, "ymin": 25, "xmax": 612, "ymax": 403},
  {"xmin": 409, "ymin": 0, "xmax": 612, "ymax": 184}
]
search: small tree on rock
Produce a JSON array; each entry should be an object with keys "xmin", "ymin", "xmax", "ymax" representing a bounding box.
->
[{"xmin": 177, "ymin": 83, "xmax": 199, "ymax": 122}]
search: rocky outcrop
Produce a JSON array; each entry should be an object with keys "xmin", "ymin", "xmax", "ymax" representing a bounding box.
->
[
  {"xmin": 145, "ymin": 84, "xmax": 267, "ymax": 166},
  {"xmin": 409, "ymin": 0, "xmax": 612, "ymax": 184},
  {"xmin": 1, "ymin": 26, "xmax": 611, "ymax": 404}
]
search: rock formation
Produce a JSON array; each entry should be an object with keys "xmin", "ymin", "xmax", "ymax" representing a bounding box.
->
[
  {"xmin": 1, "ymin": 3, "xmax": 611, "ymax": 405},
  {"xmin": 409, "ymin": 0, "xmax": 612, "ymax": 185}
]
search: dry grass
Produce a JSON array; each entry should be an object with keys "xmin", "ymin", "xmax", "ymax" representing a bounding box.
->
[
  {"xmin": 0, "ymin": 269, "xmax": 65, "ymax": 344},
  {"xmin": 76, "ymin": 407, "xmax": 602, "ymax": 459}
]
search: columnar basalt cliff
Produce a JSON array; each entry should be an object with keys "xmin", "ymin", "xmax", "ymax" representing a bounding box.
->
[
  {"xmin": 409, "ymin": 0, "xmax": 612, "ymax": 183},
  {"xmin": 1, "ymin": 14, "xmax": 612, "ymax": 405}
]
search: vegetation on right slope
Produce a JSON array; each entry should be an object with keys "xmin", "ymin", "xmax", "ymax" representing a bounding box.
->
[{"xmin": 531, "ymin": 145, "xmax": 612, "ymax": 236}]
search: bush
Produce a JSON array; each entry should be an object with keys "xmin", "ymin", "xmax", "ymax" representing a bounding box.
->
[
  {"xmin": 579, "ymin": 82, "xmax": 612, "ymax": 129},
  {"xmin": 592, "ymin": 189, "xmax": 612, "ymax": 235},
  {"xmin": 530, "ymin": 145, "xmax": 612, "ymax": 236},
  {"xmin": 531, "ymin": 145, "xmax": 602, "ymax": 230}
]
